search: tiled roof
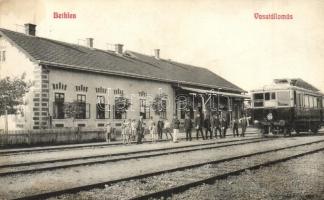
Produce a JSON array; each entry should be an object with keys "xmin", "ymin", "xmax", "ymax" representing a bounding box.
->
[{"xmin": 0, "ymin": 28, "xmax": 245, "ymax": 93}]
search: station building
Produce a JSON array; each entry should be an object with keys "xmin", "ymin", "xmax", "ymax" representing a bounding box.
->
[{"xmin": 0, "ymin": 24, "xmax": 248, "ymax": 130}]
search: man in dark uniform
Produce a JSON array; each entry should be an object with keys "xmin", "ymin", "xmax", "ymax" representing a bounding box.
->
[
  {"xmin": 195, "ymin": 113, "xmax": 205, "ymax": 140},
  {"xmin": 171, "ymin": 114, "xmax": 180, "ymax": 142},
  {"xmin": 221, "ymin": 116, "xmax": 227, "ymax": 138},
  {"xmin": 184, "ymin": 114, "xmax": 192, "ymax": 141},
  {"xmin": 157, "ymin": 116, "xmax": 164, "ymax": 140},
  {"xmin": 232, "ymin": 117, "xmax": 239, "ymax": 137},
  {"xmin": 136, "ymin": 115, "xmax": 144, "ymax": 144},
  {"xmin": 241, "ymin": 115, "xmax": 248, "ymax": 137},
  {"xmin": 204, "ymin": 114, "xmax": 212, "ymax": 139},
  {"xmin": 212, "ymin": 114, "xmax": 221, "ymax": 138}
]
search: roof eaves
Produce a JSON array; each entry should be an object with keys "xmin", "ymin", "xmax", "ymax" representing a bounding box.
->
[
  {"xmin": 39, "ymin": 60, "xmax": 245, "ymax": 93},
  {"xmin": 126, "ymin": 51, "xmax": 246, "ymax": 93}
]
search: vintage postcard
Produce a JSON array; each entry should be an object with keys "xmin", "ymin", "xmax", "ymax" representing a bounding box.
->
[{"xmin": 0, "ymin": 0, "xmax": 323, "ymax": 199}]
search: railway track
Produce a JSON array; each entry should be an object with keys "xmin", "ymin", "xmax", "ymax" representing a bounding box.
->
[
  {"xmin": 12, "ymin": 139, "xmax": 324, "ymax": 200},
  {"xmin": 0, "ymin": 137, "xmax": 268, "ymax": 176},
  {"xmin": 131, "ymin": 145, "xmax": 324, "ymax": 200}
]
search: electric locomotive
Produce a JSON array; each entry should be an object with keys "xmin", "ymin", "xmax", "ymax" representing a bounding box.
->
[{"xmin": 250, "ymin": 79, "xmax": 324, "ymax": 135}]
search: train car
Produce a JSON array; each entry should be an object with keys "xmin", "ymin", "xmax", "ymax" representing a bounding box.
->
[{"xmin": 250, "ymin": 78, "xmax": 324, "ymax": 135}]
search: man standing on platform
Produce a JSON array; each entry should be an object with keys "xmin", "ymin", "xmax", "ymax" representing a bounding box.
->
[
  {"xmin": 195, "ymin": 113, "xmax": 205, "ymax": 140},
  {"xmin": 157, "ymin": 116, "xmax": 164, "ymax": 140},
  {"xmin": 204, "ymin": 114, "xmax": 212, "ymax": 139},
  {"xmin": 164, "ymin": 119, "xmax": 173, "ymax": 140},
  {"xmin": 105, "ymin": 122, "xmax": 112, "ymax": 143},
  {"xmin": 232, "ymin": 117, "xmax": 239, "ymax": 137},
  {"xmin": 212, "ymin": 114, "xmax": 221, "ymax": 138},
  {"xmin": 241, "ymin": 115, "xmax": 248, "ymax": 137},
  {"xmin": 136, "ymin": 115, "xmax": 144, "ymax": 144},
  {"xmin": 172, "ymin": 114, "xmax": 180, "ymax": 142},
  {"xmin": 184, "ymin": 114, "xmax": 192, "ymax": 141},
  {"xmin": 221, "ymin": 116, "xmax": 227, "ymax": 138}
]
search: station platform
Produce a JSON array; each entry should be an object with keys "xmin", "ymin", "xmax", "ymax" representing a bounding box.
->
[{"xmin": 0, "ymin": 128, "xmax": 260, "ymax": 154}]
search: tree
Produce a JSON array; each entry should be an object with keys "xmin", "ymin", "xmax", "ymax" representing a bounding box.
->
[
  {"xmin": 151, "ymin": 93, "xmax": 168, "ymax": 116},
  {"xmin": 64, "ymin": 101, "xmax": 84, "ymax": 119},
  {"xmin": 114, "ymin": 95, "xmax": 131, "ymax": 114},
  {"xmin": 0, "ymin": 73, "xmax": 31, "ymax": 116},
  {"xmin": 63, "ymin": 101, "xmax": 86, "ymax": 128}
]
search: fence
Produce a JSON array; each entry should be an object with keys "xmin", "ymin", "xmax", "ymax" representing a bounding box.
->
[{"xmin": 0, "ymin": 127, "xmax": 115, "ymax": 147}]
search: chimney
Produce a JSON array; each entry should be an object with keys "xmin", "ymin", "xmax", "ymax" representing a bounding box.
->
[
  {"xmin": 86, "ymin": 38, "xmax": 94, "ymax": 48},
  {"xmin": 154, "ymin": 49, "xmax": 160, "ymax": 59},
  {"xmin": 24, "ymin": 23, "xmax": 36, "ymax": 36},
  {"xmin": 115, "ymin": 44, "xmax": 123, "ymax": 55}
]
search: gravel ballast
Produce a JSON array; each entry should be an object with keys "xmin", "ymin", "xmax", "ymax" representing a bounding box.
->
[
  {"xmin": 0, "ymin": 136, "xmax": 323, "ymax": 199},
  {"xmin": 48, "ymin": 143, "xmax": 324, "ymax": 200},
  {"xmin": 0, "ymin": 139, "xmax": 263, "ymax": 174},
  {"xmin": 173, "ymin": 151, "xmax": 324, "ymax": 200}
]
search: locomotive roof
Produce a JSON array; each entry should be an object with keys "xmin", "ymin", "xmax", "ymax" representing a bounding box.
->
[
  {"xmin": 274, "ymin": 78, "xmax": 320, "ymax": 92},
  {"xmin": 251, "ymin": 78, "xmax": 323, "ymax": 96}
]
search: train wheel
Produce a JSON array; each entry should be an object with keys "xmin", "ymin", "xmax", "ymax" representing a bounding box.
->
[
  {"xmin": 288, "ymin": 128, "xmax": 292, "ymax": 136},
  {"xmin": 283, "ymin": 127, "xmax": 291, "ymax": 137},
  {"xmin": 311, "ymin": 127, "xmax": 319, "ymax": 134},
  {"xmin": 259, "ymin": 127, "xmax": 264, "ymax": 136},
  {"xmin": 260, "ymin": 130, "xmax": 266, "ymax": 137}
]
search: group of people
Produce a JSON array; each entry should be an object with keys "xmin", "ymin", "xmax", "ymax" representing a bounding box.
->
[
  {"xmin": 105, "ymin": 119, "xmax": 145, "ymax": 144},
  {"xmin": 183, "ymin": 113, "xmax": 248, "ymax": 141},
  {"xmin": 120, "ymin": 119, "xmax": 138, "ymax": 144},
  {"xmin": 105, "ymin": 113, "xmax": 249, "ymax": 144},
  {"xmin": 105, "ymin": 115, "xmax": 177, "ymax": 144},
  {"xmin": 142, "ymin": 115, "xmax": 180, "ymax": 143}
]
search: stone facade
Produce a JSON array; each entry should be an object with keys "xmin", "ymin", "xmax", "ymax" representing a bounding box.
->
[{"xmin": 47, "ymin": 68, "xmax": 175, "ymax": 129}]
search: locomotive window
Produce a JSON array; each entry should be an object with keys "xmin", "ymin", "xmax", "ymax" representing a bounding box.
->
[
  {"xmin": 314, "ymin": 97, "xmax": 318, "ymax": 108},
  {"xmin": 313, "ymin": 96, "xmax": 316, "ymax": 108},
  {"xmin": 254, "ymin": 102, "xmax": 264, "ymax": 107},
  {"xmin": 296, "ymin": 93, "xmax": 302, "ymax": 107},
  {"xmin": 271, "ymin": 93, "xmax": 276, "ymax": 99},
  {"xmin": 318, "ymin": 98, "xmax": 322, "ymax": 108},
  {"xmin": 309, "ymin": 96, "xmax": 314, "ymax": 108},
  {"xmin": 265, "ymin": 93, "xmax": 270, "ymax": 100},
  {"xmin": 253, "ymin": 93, "xmax": 264, "ymax": 100},
  {"xmin": 304, "ymin": 95, "xmax": 309, "ymax": 108},
  {"xmin": 277, "ymin": 91, "xmax": 290, "ymax": 106},
  {"xmin": 312, "ymin": 96, "xmax": 315, "ymax": 108}
]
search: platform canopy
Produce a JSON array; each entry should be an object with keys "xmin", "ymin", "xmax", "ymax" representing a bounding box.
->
[{"xmin": 179, "ymin": 86, "xmax": 250, "ymax": 99}]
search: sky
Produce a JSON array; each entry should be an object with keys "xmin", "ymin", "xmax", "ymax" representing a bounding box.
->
[{"xmin": 0, "ymin": 0, "xmax": 324, "ymax": 92}]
